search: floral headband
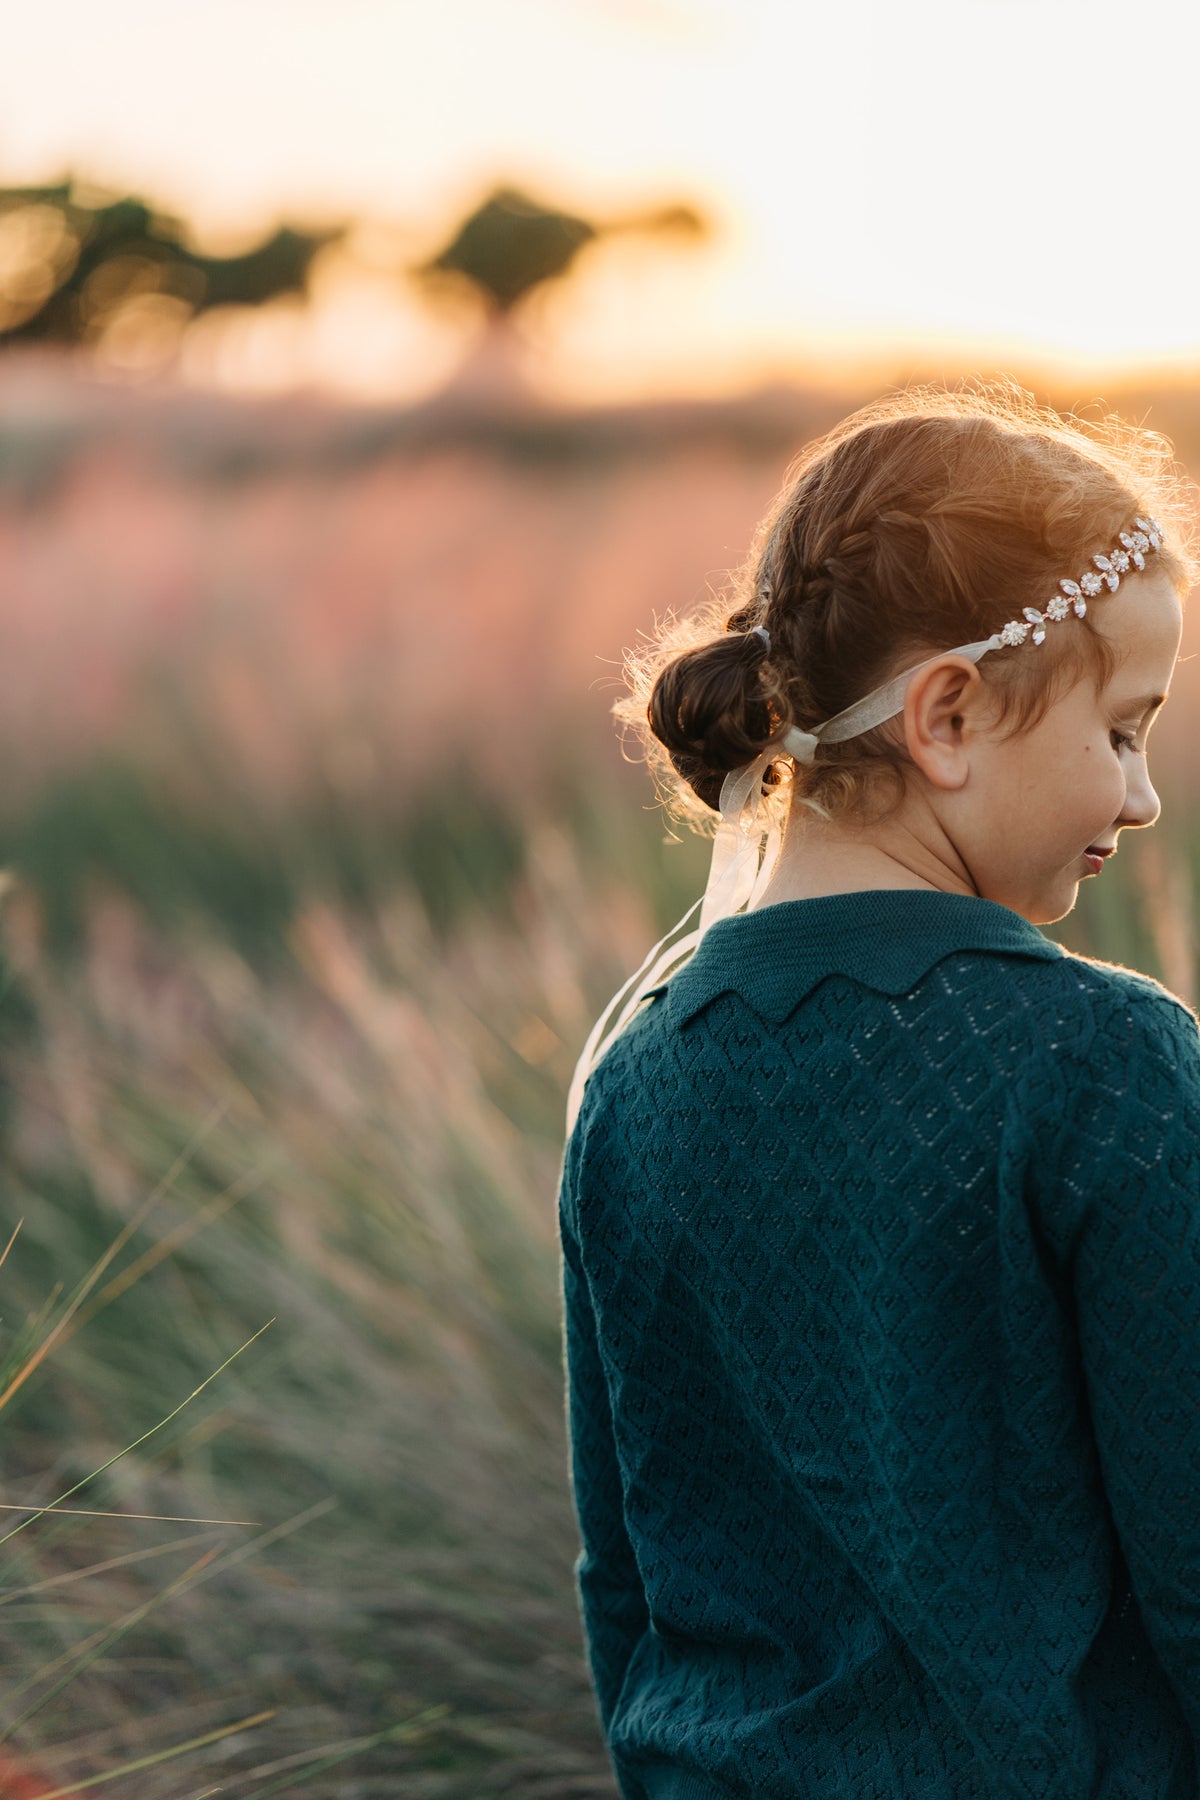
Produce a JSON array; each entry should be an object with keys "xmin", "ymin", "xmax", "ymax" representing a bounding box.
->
[{"xmin": 995, "ymin": 515, "xmax": 1163, "ymax": 648}]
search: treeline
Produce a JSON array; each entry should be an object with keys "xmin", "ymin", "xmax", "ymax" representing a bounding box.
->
[{"xmin": 0, "ymin": 175, "xmax": 708, "ymax": 359}]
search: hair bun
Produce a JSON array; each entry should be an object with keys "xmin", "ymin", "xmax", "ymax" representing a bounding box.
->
[{"xmin": 647, "ymin": 631, "xmax": 776, "ymax": 812}]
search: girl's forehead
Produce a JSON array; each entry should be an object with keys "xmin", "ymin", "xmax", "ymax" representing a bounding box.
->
[{"xmin": 1098, "ymin": 569, "xmax": 1183, "ymax": 689}]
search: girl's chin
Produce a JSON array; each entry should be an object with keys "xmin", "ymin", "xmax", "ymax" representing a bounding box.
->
[
  {"xmin": 985, "ymin": 876, "xmax": 1080, "ymax": 926},
  {"xmin": 1031, "ymin": 878, "xmax": 1083, "ymax": 926}
]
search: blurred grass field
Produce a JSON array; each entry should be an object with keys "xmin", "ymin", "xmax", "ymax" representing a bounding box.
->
[{"xmin": 0, "ymin": 368, "xmax": 1196, "ymax": 1797}]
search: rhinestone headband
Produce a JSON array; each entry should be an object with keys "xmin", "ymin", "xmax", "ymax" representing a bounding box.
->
[
  {"xmin": 748, "ymin": 516, "xmax": 1165, "ymax": 764},
  {"xmin": 994, "ymin": 514, "xmax": 1163, "ymax": 648}
]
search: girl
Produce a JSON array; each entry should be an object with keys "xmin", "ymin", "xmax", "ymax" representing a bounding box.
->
[{"xmin": 557, "ymin": 381, "xmax": 1200, "ymax": 1800}]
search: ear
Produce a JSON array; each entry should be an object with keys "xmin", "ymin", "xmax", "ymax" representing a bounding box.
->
[{"xmin": 900, "ymin": 655, "xmax": 986, "ymax": 792}]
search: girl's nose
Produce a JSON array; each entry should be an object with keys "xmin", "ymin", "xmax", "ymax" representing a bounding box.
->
[{"xmin": 1120, "ymin": 757, "xmax": 1162, "ymax": 831}]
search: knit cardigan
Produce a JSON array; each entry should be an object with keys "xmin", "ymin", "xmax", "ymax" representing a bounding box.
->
[{"xmin": 557, "ymin": 888, "xmax": 1200, "ymax": 1800}]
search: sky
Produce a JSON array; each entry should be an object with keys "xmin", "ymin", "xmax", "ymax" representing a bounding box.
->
[{"xmin": 3, "ymin": 0, "xmax": 1200, "ymax": 401}]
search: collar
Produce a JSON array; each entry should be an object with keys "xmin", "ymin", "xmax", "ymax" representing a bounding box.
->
[{"xmin": 643, "ymin": 889, "xmax": 1068, "ymax": 1028}]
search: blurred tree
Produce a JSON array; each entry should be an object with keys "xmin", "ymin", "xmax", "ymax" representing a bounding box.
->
[
  {"xmin": 411, "ymin": 184, "xmax": 709, "ymax": 401},
  {"xmin": 0, "ymin": 174, "xmax": 707, "ymax": 393},
  {"xmin": 413, "ymin": 183, "xmax": 707, "ymax": 317},
  {"xmin": 0, "ymin": 175, "xmax": 344, "ymax": 353}
]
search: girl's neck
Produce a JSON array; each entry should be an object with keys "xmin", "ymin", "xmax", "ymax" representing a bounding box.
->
[{"xmin": 754, "ymin": 804, "xmax": 978, "ymax": 907}]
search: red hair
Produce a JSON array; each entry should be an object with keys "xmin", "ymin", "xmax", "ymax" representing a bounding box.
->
[{"xmin": 617, "ymin": 379, "xmax": 1197, "ymax": 829}]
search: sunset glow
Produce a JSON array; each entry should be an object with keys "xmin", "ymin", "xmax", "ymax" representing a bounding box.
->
[{"xmin": 3, "ymin": 0, "xmax": 1199, "ymax": 399}]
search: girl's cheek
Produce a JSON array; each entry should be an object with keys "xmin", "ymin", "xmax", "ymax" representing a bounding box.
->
[{"xmin": 1100, "ymin": 755, "xmax": 1128, "ymax": 818}]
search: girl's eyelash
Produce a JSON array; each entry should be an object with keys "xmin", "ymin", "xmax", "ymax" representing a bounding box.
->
[{"xmin": 1111, "ymin": 730, "xmax": 1140, "ymax": 753}]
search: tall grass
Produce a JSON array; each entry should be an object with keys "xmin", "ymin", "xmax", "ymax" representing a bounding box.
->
[{"xmin": 0, "ymin": 775, "xmax": 705, "ymax": 1797}]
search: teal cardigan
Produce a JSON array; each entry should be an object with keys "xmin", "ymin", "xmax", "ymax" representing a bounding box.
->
[{"xmin": 558, "ymin": 890, "xmax": 1200, "ymax": 1799}]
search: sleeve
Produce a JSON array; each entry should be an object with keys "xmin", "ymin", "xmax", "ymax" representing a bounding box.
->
[
  {"xmin": 1063, "ymin": 986, "xmax": 1200, "ymax": 1741},
  {"xmin": 557, "ymin": 1121, "xmax": 651, "ymax": 1764}
]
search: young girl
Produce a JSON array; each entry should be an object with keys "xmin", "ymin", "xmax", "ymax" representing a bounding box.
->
[{"xmin": 557, "ymin": 381, "xmax": 1200, "ymax": 1800}]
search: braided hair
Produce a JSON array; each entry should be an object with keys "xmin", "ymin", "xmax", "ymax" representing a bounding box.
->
[{"xmin": 620, "ymin": 378, "xmax": 1196, "ymax": 832}]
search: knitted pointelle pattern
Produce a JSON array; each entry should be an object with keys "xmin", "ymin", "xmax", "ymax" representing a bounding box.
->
[{"xmin": 558, "ymin": 890, "xmax": 1200, "ymax": 1800}]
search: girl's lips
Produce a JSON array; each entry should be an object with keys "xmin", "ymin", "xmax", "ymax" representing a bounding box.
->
[{"xmin": 1083, "ymin": 851, "xmax": 1105, "ymax": 875}]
